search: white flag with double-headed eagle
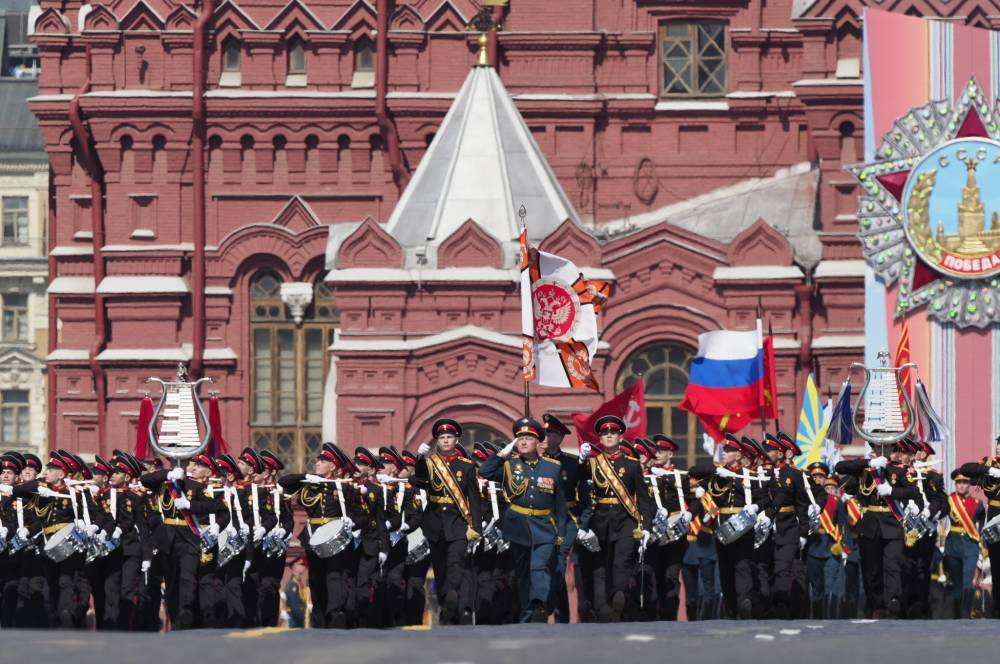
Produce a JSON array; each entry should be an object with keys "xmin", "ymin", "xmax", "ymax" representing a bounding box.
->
[{"xmin": 520, "ymin": 228, "xmax": 610, "ymax": 390}]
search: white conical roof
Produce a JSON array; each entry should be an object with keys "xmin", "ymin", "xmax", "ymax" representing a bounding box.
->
[{"xmin": 386, "ymin": 65, "xmax": 582, "ymax": 268}]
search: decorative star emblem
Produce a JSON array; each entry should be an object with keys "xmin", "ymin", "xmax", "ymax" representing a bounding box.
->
[{"xmin": 846, "ymin": 76, "xmax": 1000, "ymax": 327}]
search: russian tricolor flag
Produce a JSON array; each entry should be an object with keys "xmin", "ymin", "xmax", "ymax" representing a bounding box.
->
[{"xmin": 680, "ymin": 323, "xmax": 767, "ymax": 440}]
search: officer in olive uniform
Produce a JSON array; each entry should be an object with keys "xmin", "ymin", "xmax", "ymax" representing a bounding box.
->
[
  {"xmin": 278, "ymin": 443, "xmax": 365, "ymax": 629},
  {"xmin": 578, "ymin": 415, "xmax": 655, "ymax": 622},
  {"xmin": 140, "ymin": 452, "xmax": 226, "ymax": 630},
  {"xmin": 689, "ymin": 436, "xmax": 771, "ymax": 619},
  {"xmin": 412, "ymin": 419, "xmax": 483, "ymax": 625},
  {"xmin": 540, "ymin": 413, "xmax": 591, "ymax": 623},
  {"xmin": 943, "ymin": 468, "xmax": 985, "ymax": 618},
  {"xmin": 958, "ymin": 437, "xmax": 1000, "ymax": 618},
  {"xmin": 835, "ymin": 441, "xmax": 920, "ymax": 618},
  {"xmin": 479, "ymin": 417, "xmax": 566, "ymax": 623}
]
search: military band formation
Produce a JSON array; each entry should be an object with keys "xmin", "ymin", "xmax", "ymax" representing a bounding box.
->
[{"xmin": 1, "ymin": 413, "xmax": 1000, "ymax": 629}]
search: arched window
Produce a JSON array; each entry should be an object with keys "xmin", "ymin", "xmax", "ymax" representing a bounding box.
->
[
  {"xmin": 460, "ymin": 424, "xmax": 506, "ymax": 449},
  {"xmin": 249, "ymin": 272, "xmax": 339, "ymax": 471},
  {"xmin": 221, "ymin": 37, "xmax": 242, "ymax": 86},
  {"xmin": 352, "ymin": 37, "xmax": 375, "ymax": 88},
  {"xmin": 616, "ymin": 342, "xmax": 707, "ymax": 466},
  {"xmin": 288, "ymin": 37, "xmax": 306, "ymax": 75}
]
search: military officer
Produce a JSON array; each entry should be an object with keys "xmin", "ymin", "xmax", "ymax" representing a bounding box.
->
[
  {"xmin": 835, "ymin": 440, "xmax": 920, "ymax": 618},
  {"xmin": 479, "ymin": 417, "xmax": 566, "ymax": 623},
  {"xmin": 539, "ymin": 413, "xmax": 590, "ymax": 623},
  {"xmin": 943, "ymin": 469, "xmax": 985, "ymax": 618},
  {"xmin": 99, "ymin": 453, "xmax": 151, "ymax": 630},
  {"xmin": 802, "ymin": 463, "xmax": 851, "ymax": 618},
  {"xmin": 413, "ymin": 419, "xmax": 483, "ymax": 625},
  {"xmin": 957, "ymin": 439, "xmax": 1000, "ymax": 619},
  {"xmin": 578, "ymin": 415, "xmax": 654, "ymax": 622}
]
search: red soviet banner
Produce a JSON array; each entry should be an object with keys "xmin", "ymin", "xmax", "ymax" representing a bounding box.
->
[{"xmin": 571, "ymin": 378, "xmax": 646, "ymax": 445}]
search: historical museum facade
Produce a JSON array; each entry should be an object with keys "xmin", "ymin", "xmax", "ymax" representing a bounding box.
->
[{"xmin": 30, "ymin": 0, "xmax": 974, "ymax": 468}]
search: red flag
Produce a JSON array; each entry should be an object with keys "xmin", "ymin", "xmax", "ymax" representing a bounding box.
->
[
  {"xmin": 571, "ymin": 379, "xmax": 646, "ymax": 445},
  {"xmin": 894, "ymin": 321, "xmax": 912, "ymax": 426},
  {"xmin": 134, "ymin": 395, "xmax": 154, "ymax": 460},
  {"xmin": 696, "ymin": 412, "xmax": 755, "ymax": 443},
  {"xmin": 762, "ymin": 335, "xmax": 779, "ymax": 419},
  {"xmin": 208, "ymin": 395, "xmax": 228, "ymax": 456}
]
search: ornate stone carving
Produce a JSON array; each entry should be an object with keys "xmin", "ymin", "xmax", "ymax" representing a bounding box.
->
[{"xmin": 280, "ymin": 282, "xmax": 313, "ymax": 325}]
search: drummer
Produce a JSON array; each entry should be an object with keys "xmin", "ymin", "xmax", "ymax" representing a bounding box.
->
[
  {"xmin": 399, "ymin": 449, "xmax": 431, "ymax": 625},
  {"xmin": 278, "ymin": 443, "xmax": 363, "ymax": 629},
  {"xmin": 957, "ymin": 435, "xmax": 1000, "ymax": 619},
  {"xmin": 479, "ymin": 418, "xmax": 566, "ymax": 623},
  {"xmin": 378, "ymin": 446, "xmax": 419, "ymax": 627}
]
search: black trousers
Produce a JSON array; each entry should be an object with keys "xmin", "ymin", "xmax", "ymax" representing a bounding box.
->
[
  {"xmin": 717, "ymin": 533, "xmax": 755, "ymax": 618},
  {"xmin": 258, "ymin": 553, "xmax": 284, "ymax": 627},
  {"xmin": 47, "ymin": 552, "xmax": 91, "ymax": 628},
  {"xmin": 859, "ymin": 535, "xmax": 903, "ymax": 617},
  {"xmin": 429, "ymin": 538, "xmax": 467, "ymax": 624},
  {"xmin": 903, "ymin": 537, "xmax": 935, "ymax": 618},
  {"xmin": 103, "ymin": 550, "xmax": 142, "ymax": 630},
  {"xmin": 771, "ymin": 537, "xmax": 801, "ymax": 618},
  {"xmin": 591, "ymin": 536, "xmax": 636, "ymax": 617},
  {"xmin": 163, "ymin": 538, "xmax": 199, "ymax": 628},
  {"xmin": 383, "ymin": 541, "xmax": 407, "ymax": 627},
  {"xmin": 139, "ymin": 554, "xmax": 165, "ymax": 631},
  {"xmin": 576, "ymin": 547, "xmax": 597, "ymax": 621},
  {"xmin": 404, "ymin": 554, "xmax": 431, "ymax": 625},
  {"xmin": 653, "ymin": 538, "xmax": 687, "ymax": 620},
  {"xmin": 16, "ymin": 551, "xmax": 50, "ymax": 628},
  {"xmin": 306, "ymin": 546, "xmax": 356, "ymax": 628},
  {"xmin": 989, "ymin": 544, "xmax": 1000, "ymax": 618},
  {"xmin": 197, "ymin": 556, "xmax": 226, "ymax": 628},
  {"xmin": 0, "ymin": 550, "xmax": 20, "ymax": 627},
  {"xmin": 355, "ymin": 548, "xmax": 381, "ymax": 627}
]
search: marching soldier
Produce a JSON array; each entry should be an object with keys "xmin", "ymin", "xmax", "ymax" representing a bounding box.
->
[
  {"xmin": 0, "ymin": 452, "xmax": 26, "ymax": 627},
  {"xmin": 99, "ymin": 453, "xmax": 152, "ymax": 630},
  {"xmin": 957, "ymin": 436, "xmax": 1000, "ymax": 619},
  {"xmin": 398, "ymin": 449, "xmax": 432, "ymax": 625},
  {"xmin": 352, "ymin": 448, "xmax": 390, "ymax": 628},
  {"xmin": 278, "ymin": 443, "xmax": 364, "ymax": 629},
  {"xmin": 377, "ymin": 446, "xmax": 420, "ymax": 627},
  {"xmin": 234, "ymin": 448, "xmax": 278, "ymax": 628},
  {"xmin": 578, "ymin": 415, "xmax": 654, "ymax": 622},
  {"xmin": 835, "ymin": 440, "xmax": 920, "ymax": 618},
  {"xmin": 943, "ymin": 468, "xmax": 985, "ymax": 618},
  {"xmin": 802, "ymin": 463, "xmax": 852, "ymax": 619},
  {"xmin": 413, "ymin": 419, "xmax": 483, "ymax": 625},
  {"xmin": 140, "ymin": 452, "xmax": 226, "ymax": 630},
  {"xmin": 681, "ymin": 473, "xmax": 720, "ymax": 621},
  {"xmin": 647, "ymin": 434, "xmax": 691, "ymax": 621},
  {"xmin": 761, "ymin": 433, "xmax": 808, "ymax": 618},
  {"xmin": 540, "ymin": 413, "xmax": 590, "ymax": 623},
  {"xmin": 257, "ymin": 449, "xmax": 292, "ymax": 627},
  {"xmin": 479, "ymin": 418, "xmax": 566, "ymax": 623},
  {"xmin": 689, "ymin": 436, "xmax": 771, "ymax": 619}
]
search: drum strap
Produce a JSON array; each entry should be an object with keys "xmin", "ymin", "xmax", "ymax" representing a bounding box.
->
[
  {"xmin": 418, "ymin": 489, "xmax": 427, "ymax": 511},
  {"xmin": 272, "ymin": 487, "xmax": 281, "ymax": 529},
  {"xmin": 68, "ymin": 487, "xmax": 81, "ymax": 523},
  {"xmin": 650, "ymin": 475, "xmax": 664, "ymax": 510},
  {"xmin": 251, "ymin": 484, "xmax": 261, "ymax": 530},
  {"xmin": 673, "ymin": 469, "xmax": 687, "ymax": 513},
  {"xmin": 382, "ymin": 483, "xmax": 389, "ymax": 512},
  {"xmin": 335, "ymin": 482, "xmax": 347, "ymax": 518},
  {"xmin": 228, "ymin": 487, "xmax": 247, "ymax": 530},
  {"xmin": 593, "ymin": 455, "xmax": 642, "ymax": 528},
  {"xmin": 741, "ymin": 469, "xmax": 752, "ymax": 506},
  {"xmin": 488, "ymin": 481, "xmax": 500, "ymax": 522},
  {"xmin": 395, "ymin": 485, "xmax": 405, "ymax": 513},
  {"xmin": 803, "ymin": 471, "xmax": 818, "ymax": 507},
  {"xmin": 110, "ymin": 488, "xmax": 118, "ymax": 521},
  {"xmin": 15, "ymin": 498, "xmax": 24, "ymax": 530},
  {"xmin": 426, "ymin": 454, "xmax": 473, "ymax": 526}
]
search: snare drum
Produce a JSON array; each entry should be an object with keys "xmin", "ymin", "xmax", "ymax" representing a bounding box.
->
[
  {"xmin": 405, "ymin": 528, "xmax": 430, "ymax": 565},
  {"xmin": 310, "ymin": 519, "xmax": 352, "ymax": 559},
  {"xmin": 44, "ymin": 524, "xmax": 85, "ymax": 563},
  {"xmin": 982, "ymin": 514, "xmax": 1000, "ymax": 546},
  {"xmin": 217, "ymin": 528, "xmax": 246, "ymax": 567},
  {"xmin": 716, "ymin": 509, "xmax": 756, "ymax": 546}
]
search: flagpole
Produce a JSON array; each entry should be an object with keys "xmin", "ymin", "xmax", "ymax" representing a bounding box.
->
[
  {"xmin": 523, "ymin": 380, "xmax": 530, "ymax": 418},
  {"xmin": 520, "ymin": 203, "xmax": 531, "ymax": 419},
  {"xmin": 757, "ymin": 298, "xmax": 766, "ymax": 437}
]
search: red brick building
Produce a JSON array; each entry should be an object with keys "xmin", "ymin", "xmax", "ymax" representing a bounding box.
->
[{"xmin": 30, "ymin": 0, "xmax": 972, "ymax": 468}]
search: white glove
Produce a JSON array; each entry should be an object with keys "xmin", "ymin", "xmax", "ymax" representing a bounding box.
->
[
  {"xmin": 85, "ymin": 524, "xmax": 99, "ymax": 536},
  {"xmin": 0, "ymin": 484, "xmax": 11, "ymax": 495},
  {"xmin": 499, "ymin": 440, "xmax": 516, "ymax": 458},
  {"xmin": 841, "ymin": 493, "xmax": 852, "ymax": 503},
  {"xmin": 868, "ymin": 456, "xmax": 888, "ymax": 470},
  {"xmin": 921, "ymin": 507, "xmax": 931, "ymax": 519},
  {"xmin": 417, "ymin": 443, "xmax": 431, "ymax": 457},
  {"xmin": 173, "ymin": 495, "xmax": 191, "ymax": 511},
  {"xmin": 88, "ymin": 484, "xmax": 99, "ymax": 495},
  {"xmin": 75, "ymin": 519, "xmax": 87, "ymax": 530},
  {"xmin": 378, "ymin": 551, "xmax": 388, "ymax": 566},
  {"xmin": 745, "ymin": 503, "xmax": 759, "ymax": 516},
  {"xmin": 650, "ymin": 467, "xmax": 670, "ymax": 476},
  {"xmin": 656, "ymin": 507, "xmax": 669, "ymax": 520},
  {"xmin": 576, "ymin": 528, "xmax": 593, "ymax": 542},
  {"xmin": 204, "ymin": 523, "xmax": 220, "ymax": 537},
  {"xmin": 579, "ymin": 443, "xmax": 592, "ymax": 462},
  {"xmin": 168, "ymin": 467, "xmax": 185, "ymax": 481},
  {"xmin": 716, "ymin": 467, "xmax": 740, "ymax": 479},
  {"xmin": 756, "ymin": 515, "xmax": 772, "ymax": 531},
  {"xmin": 680, "ymin": 510, "xmax": 692, "ymax": 522},
  {"xmin": 385, "ymin": 520, "xmax": 392, "ymax": 530},
  {"xmin": 808, "ymin": 504, "xmax": 821, "ymax": 518},
  {"xmin": 341, "ymin": 516, "xmax": 354, "ymax": 531},
  {"xmin": 876, "ymin": 483, "xmax": 893, "ymax": 497},
  {"xmin": 0, "ymin": 526, "xmax": 7, "ymax": 539},
  {"xmin": 359, "ymin": 485, "xmax": 368, "ymax": 495},
  {"xmin": 799, "ymin": 536, "xmax": 807, "ymax": 550},
  {"xmin": 399, "ymin": 522, "xmax": 410, "ymax": 533},
  {"xmin": 904, "ymin": 501, "xmax": 919, "ymax": 516},
  {"xmin": 96, "ymin": 530, "xmax": 107, "ymax": 541},
  {"xmin": 272, "ymin": 527, "xmax": 287, "ymax": 539},
  {"xmin": 37, "ymin": 486, "xmax": 57, "ymax": 498},
  {"xmin": 304, "ymin": 474, "xmax": 324, "ymax": 483},
  {"xmin": 988, "ymin": 467, "xmax": 1000, "ymax": 478},
  {"xmin": 17, "ymin": 527, "xmax": 28, "ymax": 539},
  {"xmin": 694, "ymin": 487, "xmax": 706, "ymax": 499},
  {"xmin": 253, "ymin": 526, "xmax": 266, "ymax": 542},
  {"xmin": 140, "ymin": 560, "xmax": 151, "ymax": 574},
  {"xmin": 239, "ymin": 523, "xmax": 250, "ymax": 536},
  {"xmin": 112, "ymin": 527, "xmax": 122, "ymax": 540}
]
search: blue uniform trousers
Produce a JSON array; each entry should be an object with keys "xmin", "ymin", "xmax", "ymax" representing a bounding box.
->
[{"xmin": 510, "ymin": 540, "xmax": 555, "ymax": 622}]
